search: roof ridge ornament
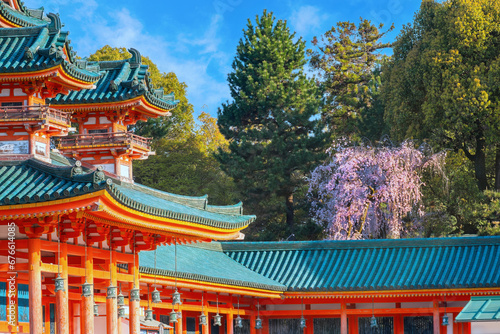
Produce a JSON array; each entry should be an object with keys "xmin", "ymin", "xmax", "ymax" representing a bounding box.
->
[
  {"xmin": 128, "ymin": 48, "xmax": 141, "ymax": 66},
  {"xmin": 47, "ymin": 13, "xmax": 61, "ymax": 32}
]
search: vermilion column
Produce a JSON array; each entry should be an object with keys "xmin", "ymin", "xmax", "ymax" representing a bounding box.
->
[
  {"xmin": 227, "ymin": 311, "xmax": 234, "ymax": 334},
  {"xmin": 340, "ymin": 303, "xmax": 348, "ymax": 334},
  {"xmin": 28, "ymin": 238, "xmax": 43, "ymax": 334},
  {"xmin": 176, "ymin": 307, "xmax": 183, "ymax": 334},
  {"xmin": 107, "ymin": 255, "xmax": 118, "ymax": 334},
  {"xmin": 82, "ymin": 246, "xmax": 94, "ymax": 334},
  {"xmin": 433, "ymin": 300, "xmax": 440, "ymax": 334},
  {"xmin": 250, "ymin": 312, "xmax": 256, "ymax": 334},
  {"xmin": 56, "ymin": 242, "xmax": 69, "ymax": 334},
  {"xmin": 128, "ymin": 253, "xmax": 140, "ymax": 334},
  {"xmin": 202, "ymin": 304, "xmax": 209, "ymax": 334}
]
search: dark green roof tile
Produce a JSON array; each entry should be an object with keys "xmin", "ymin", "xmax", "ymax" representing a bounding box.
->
[
  {"xmin": 0, "ymin": 2, "xmax": 48, "ymax": 27},
  {"xmin": 139, "ymin": 243, "xmax": 286, "ymax": 292},
  {"xmin": 222, "ymin": 237, "xmax": 500, "ymax": 292},
  {"xmin": 0, "ymin": 24, "xmax": 101, "ymax": 83},
  {"xmin": 48, "ymin": 48, "xmax": 179, "ymax": 112}
]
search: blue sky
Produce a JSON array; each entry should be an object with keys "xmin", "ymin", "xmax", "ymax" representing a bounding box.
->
[{"xmin": 26, "ymin": 0, "xmax": 422, "ymax": 118}]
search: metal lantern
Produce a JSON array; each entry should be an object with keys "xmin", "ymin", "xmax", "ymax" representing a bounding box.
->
[
  {"xmin": 235, "ymin": 315, "xmax": 243, "ymax": 328},
  {"xmin": 82, "ymin": 281, "xmax": 93, "ymax": 297},
  {"xmin": 55, "ymin": 274, "xmax": 65, "ymax": 292},
  {"xmin": 442, "ymin": 314, "xmax": 449, "ymax": 326},
  {"xmin": 118, "ymin": 307, "xmax": 125, "ymax": 318},
  {"xmin": 370, "ymin": 315, "xmax": 378, "ymax": 328},
  {"xmin": 199, "ymin": 313, "xmax": 208, "ymax": 326},
  {"xmin": 117, "ymin": 292, "xmax": 125, "ymax": 307},
  {"xmin": 145, "ymin": 308, "xmax": 154, "ymax": 321},
  {"xmin": 93, "ymin": 303, "xmax": 99, "ymax": 317},
  {"xmin": 172, "ymin": 289, "xmax": 182, "ymax": 305},
  {"xmin": 213, "ymin": 313, "xmax": 222, "ymax": 326},
  {"xmin": 107, "ymin": 284, "xmax": 117, "ymax": 299},
  {"xmin": 177, "ymin": 311, "xmax": 182, "ymax": 320},
  {"xmin": 300, "ymin": 316, "xmax": 307, "ymax": 329},
  {"xmin": 130, "ymin": 287, "xmax": 140, "ymax": 302},
  {"xmin": 152, "ymin": 288, "xmax": 161, "ymax": 304},
  {"xmin": 169, "ymin": 310, "xmax": 178, "ymax": 323},
  {"xmin": 255, "ymin": 316, "xmax": 263, "ymax": 329}
]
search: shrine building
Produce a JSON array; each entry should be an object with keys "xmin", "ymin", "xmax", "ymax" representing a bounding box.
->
[{"xmin": 0, "ymin": 1, "xmax": 498, "ymax": 334}]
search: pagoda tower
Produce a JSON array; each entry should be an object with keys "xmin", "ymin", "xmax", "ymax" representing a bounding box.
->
[
  {"xmin": 0, "ymin": 14, "xmax": 101, "ymax": 163},
  {"xmin": 48, "ymin": 49, "xmax": 178, "ymax": 182}
]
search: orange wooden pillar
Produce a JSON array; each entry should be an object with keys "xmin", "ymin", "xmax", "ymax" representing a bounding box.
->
[
  {"xmin": 129, "ymin": 253, "xmax": 140, "ymax": 334},
  {"xmin": 107, "ymin": 254, "xmax": 118, "ymax": 334},
  {"xmin": 433, "ymin": 300, "xmax": 440, "ymax": 334},
  {"xmin": 261, "ymin": 317, "xmax": 268, "ymax": 334},
  {"xmin": 56, "ymin": 242, "xmax": 69, "ymax": 334},
  {"xmin": 202, "ymin": 302, "xmax": 209, "ymax": 334},
  {"xmin": 250, "ymin": 312, "xmax": 256, "ymax": 334},
  {"xmin": 28, "ymin": 238, "xmax": 43, "ymax": 334},
  {"xmin": 176, "ymin": 307, "xmax": 183, "ymax": 334},
  {"xmin": 227, "ymin": 311, "xmax": 234, "ymax": 334},
  {"xmin": 340, "ymin": 303, "xmax": 348, "ymax": 334},
  {"xmin": 82, "ymin": 246, "xmax": 94, "ymax": 334}
]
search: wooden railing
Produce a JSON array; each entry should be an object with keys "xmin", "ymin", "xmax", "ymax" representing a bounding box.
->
[
  {"xmin": 55, "ymin": 132, "xmax": 152, "ymax": 151},
  {"xmin": 0, "ymin": 105, "xmax": 71, "ymax": 125}
]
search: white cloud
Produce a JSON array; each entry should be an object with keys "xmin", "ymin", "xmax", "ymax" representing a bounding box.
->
[{"xmin": 289, "ymin": 5, "xmax": 329, "ymax": 37}]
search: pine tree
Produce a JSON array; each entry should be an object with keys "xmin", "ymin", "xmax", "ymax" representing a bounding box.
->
[{"xmin": 217, "ymin": 10, "xmax": 327, "ymax": 237}]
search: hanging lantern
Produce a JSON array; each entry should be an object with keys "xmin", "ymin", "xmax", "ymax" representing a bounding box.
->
[
  {"xmin": 107, "ymin": 284, "xmax": 117, "ymax": 299},
  {"xmin": 177, "ymin": 311, "xmax": 182, "ymax": 320},
  {"xmin": 255, "ymin": 316, "xmax": 263, "ymax": 329},
  {"xmin": 130, "ymin": 287, "xmax": 140, "ymax": 302},
  {"xmin": 213, "ymin": 313, "xmax": 222, "ymax": 327},
  {"xmin": 93, "ymin": 303, "xmax": 99, "ymax": 317},
  {"xmin": 442, "ymin": 314, "xmax": 449, "ymax": 326},
  {"xmin": 199, "ymin": 313, "xmax": 208, "ymax": 326},
  {"xmin": 152, "ymin": 288, "xmax": 161, "ymax": 304},
  {"xmin": 117, "ymin": 291, "xmax": 125, "ymax": 307},
  {"xmin": 235, "ymin": 315, "xmax": 243, "ymax": 328},
  {"xmin": 145, "ymin": 308, "xmax": 154, "ymax": 321},
  {"xmin": 118, "ymin": 307, "xmax": 125, "ymax": 318},
  {"xmin": 370, "ymin": 315, "xmax": 378, "ymax": 328},
  {"xmin": 172, "ymin": 288, "xmax": 182, "ymax": 305},
  {"xmin": 82, "ymin": 281, "xmax": 93, "ymax": 297},
  {"xmin": 55, "ymin": 274, "xmax": 65, "ymax": 292},
  {"xmin": 169, "ymin": 310, "xmax": 178, "ymax": 323},
  {"xmin": 300, "ymin": 316, "xmax": 307, "ymax": 329}
]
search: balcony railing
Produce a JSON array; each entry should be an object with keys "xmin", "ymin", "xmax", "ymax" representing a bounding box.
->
[
  {"xmin": 55, "ymin": 132, "xmax": 152, "ymax": 151},
  {"xmin": 0, "ymin": 105, "xmax": 71, "ymax": 125}
]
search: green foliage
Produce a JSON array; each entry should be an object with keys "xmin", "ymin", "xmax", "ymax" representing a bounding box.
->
[
  {"xmin": 382, "ymin": 0, "xmax": 500, "ymax": 191},
  {"xmin": 134, "ymin": 113, "xmax": 238, "ymax": 205},
  {"xmin": 88, "ymin": 45, "xmax": 194, "ymax": 139},
  {"xmin": 308, "ymin": 19, "xmax": 392, "ymax": 140},
  {"xmin": 217, "ymin": 10, "xmax": 328, "ymax": 239}
]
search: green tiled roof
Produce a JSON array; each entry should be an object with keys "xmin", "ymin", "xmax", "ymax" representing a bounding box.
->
[
  {"xmin": 109, "ymin": 182, "xmax": 255, "ymax": 229},
  {"xmin": 456, "ymin": 297, "xmax": 500, "ymax": 322},
  {"xmin": 48, "ymin": 48, "xmax": 179, "ymax": 112},
  {"xmin": 0, "ymin": 23, "xmax": 101, "ymax": 83},
  {"xmin": 139, "ymin": 242, "xmax": 286, "ymax": 292},
  {"xmin": 0, "ymin": 2, "xmax": 49, "ymax": 27},
  {"xmin": 0, "ymin": 159, "xmax": 255, "ymax": 230},
  {"xmin": 0, "ymin": 159, "xmax": 107, "ymax": 205},
  {"xmin": 222, "ymin": 237, "xmax": 500, "ymax": 292}
]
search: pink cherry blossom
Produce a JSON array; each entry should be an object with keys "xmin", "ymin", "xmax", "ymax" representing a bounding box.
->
[{"xmin": 308, "ymin": 140, "xmax": 445, "ymax": 240}]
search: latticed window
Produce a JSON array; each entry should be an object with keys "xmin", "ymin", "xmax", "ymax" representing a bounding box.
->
[
  {"xmin": 0, "ymin": 282, "xmax": 5, "ymax": 321},
  {"xmin": 359, "ymin": 317, "xmax": 394, "ymax": 334},
  {"xmin": 269, "ymin": 318, "xmax": 301, "ymax": 334},
  {"xmin": 18, "ymin": 283, "xmax": 29, "ymax": 322},
  {"xmin": 313, "ymin": 318, "xmax": 341, "ymax": 334},
  {"xmin": 404, "ymin": 316, "xmax": 433, "ymax": 334}
]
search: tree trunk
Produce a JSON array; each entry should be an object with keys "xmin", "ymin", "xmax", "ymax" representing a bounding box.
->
[
  {"xmin": 475, "ymin": 136, "xmax": 488, "ymax": 191},
  {"xmin": 495, "ymin": 144, "xmax": 500, "ymax": 191},
  {"xmin": 285, "ymin": 193, "xmax": 295, "ymax": 233}
]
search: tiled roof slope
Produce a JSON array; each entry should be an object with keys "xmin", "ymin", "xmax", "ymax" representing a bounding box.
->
[
  {"xmin": 222, "ymin": 237, "xmax": 500, "ymax": 292},
  {"xmin": 0, "ymin": 23, "xmax": 101, "ymax": 82},
  {"xmin": 0, "ymin": 159, "xmax": 107, "ymax": 205},
  {"xmin": 48, "ymin": 49, "xmax": 179, "ymax": 112},
  {"xmin": 139, "ymin": 242, "xmax": 286, "ymax": 292},
  {"xmin": 0, "ymin": 1, "xmax": 49, "ymax": 27},
  {"xmin": 0, "ymin": 159, "xmax": 255, "ymax": 230}
]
